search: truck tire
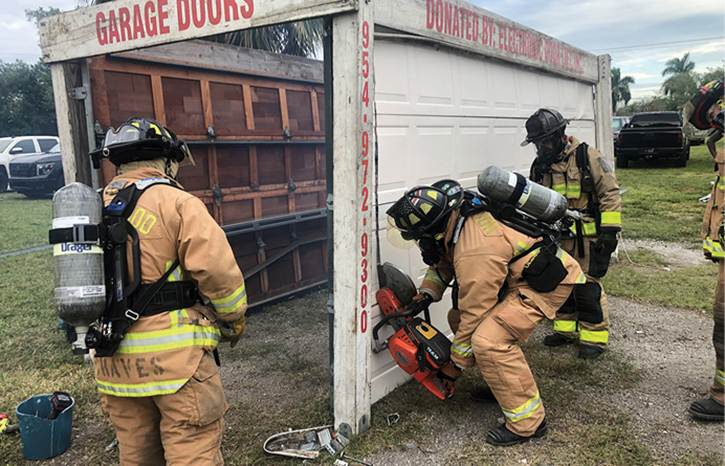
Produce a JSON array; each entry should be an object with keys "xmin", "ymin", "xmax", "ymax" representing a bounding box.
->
[
  {"xmin": 616, "ymin": 153, "xmax": 628, "ymax": 169},
  {"xmin": 676, "ymin": 147, "xmax": 689, "ymax": 167},
  {"xmin": 0, "ymin": 171, "xmax": 7, "ymax": 193}
]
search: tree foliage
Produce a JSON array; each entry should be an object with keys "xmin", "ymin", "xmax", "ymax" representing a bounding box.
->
[
  {"xmin": 611, "ymin": 67, "xmax": 635, "ymax": 112},
  {"xmin": 0, "ymin": 60, "xmax": 57, "ymax": 137},
  {"xmin": 25, "ymin": 6, "xmax": 61, "ymax": 27}
]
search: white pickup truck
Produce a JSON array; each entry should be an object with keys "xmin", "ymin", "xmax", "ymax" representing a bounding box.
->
[{"xmin": 0, "ymin": 136, "xmax": 59, "ymax": 193}]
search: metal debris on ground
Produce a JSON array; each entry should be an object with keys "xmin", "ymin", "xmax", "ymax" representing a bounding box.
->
[
  {"xmin": 264, "ymin": 424, "xmax": 358, "ymax": 460},
  {"xmin": 386, "ymin": 412, "xmax": 400, "ymax": 426},
  {"xmin": 105, "ymin": 438, "xmax": 119, "ymax": 452}
]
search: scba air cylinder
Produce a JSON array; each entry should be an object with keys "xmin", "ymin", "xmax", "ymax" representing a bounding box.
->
[
  {"xmin": 51, "ymin": 182, "xmax": 105, "ymax": 354},
  {"xmin": 477, "ymin": 166, "xmax": 568, "ymax": 222}
]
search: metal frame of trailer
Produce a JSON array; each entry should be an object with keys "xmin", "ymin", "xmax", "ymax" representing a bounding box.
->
[{"xmin": 39, "ymin": 0, "xmax": 612, "ymax": 437}]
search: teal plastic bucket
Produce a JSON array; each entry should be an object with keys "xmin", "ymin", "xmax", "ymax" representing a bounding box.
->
[{"xmin": 15, "ymin": 394, "xmax": 74, "ymax": 460}]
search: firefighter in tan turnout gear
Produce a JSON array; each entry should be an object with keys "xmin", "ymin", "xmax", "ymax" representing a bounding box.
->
[
  {"xmin": 387, "ymin": 180, "xmax": 585, "ymax": 446},
  {"xmin": 525, "ymin": 108, "xmax": 622, "ymax": 359},
  {"xmin": 686, "ymin": 81, "xmax": 725, "ymax": 421},
  {"xmin": 92, "ymin": 118, "xmax": 247, "ymax": 465}
]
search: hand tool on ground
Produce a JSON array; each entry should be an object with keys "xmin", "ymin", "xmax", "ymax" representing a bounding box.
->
[
  {"xmin": 0, "ymin": 414, "xmax": 20, "ymax": 435},
  {"xmin": 340, "ymin": 451, "xmax": 373, "ymax": 466}
]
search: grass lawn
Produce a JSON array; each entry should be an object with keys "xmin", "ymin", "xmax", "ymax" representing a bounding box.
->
[
  {"xmin": 0, "ymin": 192, "xmax": 52, "ymax": 255},
  {"xmin": 615, "ymin": 143, "xmax": 721, "ymax": 242}
]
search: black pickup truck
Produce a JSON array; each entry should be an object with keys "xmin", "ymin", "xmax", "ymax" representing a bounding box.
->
[{"xmin": 615, "ymin": 111, "xmax": 689, "ymax": 168}]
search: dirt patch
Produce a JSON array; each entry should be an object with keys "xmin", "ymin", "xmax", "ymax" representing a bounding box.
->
[{"xmin": 618, "ymin": 238, "xmax": 704, "ymax": 268}]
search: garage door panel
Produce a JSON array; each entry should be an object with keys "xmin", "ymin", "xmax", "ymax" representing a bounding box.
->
[
  {"xmin": 417, "ymin": 126, "xmax": 455, "ymax": 183},
  {"xmin": 413, "ymin": 50, "xmax": 454, "ymax": 107},
  {"xmin": 372, "ymin": 39, "xmax": 597, "ymax": 403}
]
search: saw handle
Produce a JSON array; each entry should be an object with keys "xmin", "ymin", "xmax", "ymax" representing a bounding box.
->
[{"xmin": 372, "ymin": 301, "xmax": 432, "ymax": 353}]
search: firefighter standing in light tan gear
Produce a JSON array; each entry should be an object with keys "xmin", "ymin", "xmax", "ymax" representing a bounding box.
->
[
  {"xmin": 387, "ymin": 180, "xmax": 585, "ymax": 446},
  {"xmin": 525, "ymin": 108, "xmax": 622, "ymax": 359},
  {"xmin": 686, "ymin": 81, "xmax": 724, "ymax": 421},
  {"xmin": 90, "ymin": 118, "xmax": 247, "ymax": 465}
]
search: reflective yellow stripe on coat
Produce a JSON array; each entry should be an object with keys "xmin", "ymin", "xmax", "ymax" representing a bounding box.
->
[
  {"xmin": 704, "ymin": 237, "xmax": 725, "ymax": 259},
  {"xmin": 211, "ymin": 283, "xmax": 248, "ymax": 315}
]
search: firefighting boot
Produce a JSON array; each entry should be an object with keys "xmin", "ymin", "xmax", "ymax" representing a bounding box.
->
[
  {"xmin": 578, "ymin": 345, "xmax": 605, "ymax": 359},
  {"xmin": 543, "ymin": 333, "xmax": 574, "ymax": 347},
  {"xmin": 469, "ymin": 385, "xmax": 497, "ymax": 403},
  {"xmin": 688, "ymin": 398, "xmax": 724, "ymax": 421},
  {"xmin": 485, "ymin": 417, "xmax": 548, "ymax": 447}
]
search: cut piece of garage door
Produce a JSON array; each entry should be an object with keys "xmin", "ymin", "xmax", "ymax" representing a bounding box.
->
[
  {"xmin": 371, "ymin": 39, "xmax": 597, "ymax": 402},
  {"xmin": 88, "ymin": 45, "xmax": 327, "ymax": 306}
]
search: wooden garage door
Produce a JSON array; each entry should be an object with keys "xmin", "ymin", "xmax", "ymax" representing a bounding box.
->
[{"xmin": 88, "ymin": 52, "xmax": 327, "ymax": 306}]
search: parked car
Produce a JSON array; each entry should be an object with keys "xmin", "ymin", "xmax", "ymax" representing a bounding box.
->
[
  {"xmin": 0, "ymin": 136, "xmax": 59, "ymax": 193},
  {"xmin": 9, "ymin": 143, "xmax": 65, "ymax": 198},
  {"xmin": 615, "ymin": 111, "xmax": 689, "ymax": 168},
  {"xmin": 612, "ymin": 116, "xmax": 630, "ymax": 145}
]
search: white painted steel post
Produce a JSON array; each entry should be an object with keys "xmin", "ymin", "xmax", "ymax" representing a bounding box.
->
[
  {"xmin": 332, "ymin": 3, "xmax": 376, "ymax": 436},
  {"xmin": 595, "ymin": 54, "xmax": 614, "ymax": 162}
]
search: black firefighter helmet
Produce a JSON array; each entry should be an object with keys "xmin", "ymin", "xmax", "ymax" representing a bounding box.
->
[
  {"xmin": 520, "ymin": 108, "xmax": 568, "ymax": 147},
  {"xmin": 386, "ymin": 179, "xmax": 464, "ymax": 244},
  {"xmin": 90, "ymin": 117, "xmax": 193, "ymax": 169}
]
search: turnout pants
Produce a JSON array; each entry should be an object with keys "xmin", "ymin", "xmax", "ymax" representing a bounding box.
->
[
  {"xmin": 448, "ymin": 284, "xmax": 573, "ymax": 436},
  {"xmin": 554, "ymin": 237, "xmax": 611, "ymax": 348},
  {"xmin": 711, "ymin": 259, "xmax": 724, "ymax": 406},
  {"xmin": 99, "ymin": 351, "xmax": 228, "ymax": 466}
]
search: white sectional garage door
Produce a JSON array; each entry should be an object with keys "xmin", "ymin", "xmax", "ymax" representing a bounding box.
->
[{"xmin": 371, "ymin": 39, "xmax": 597, "ymax": 402}]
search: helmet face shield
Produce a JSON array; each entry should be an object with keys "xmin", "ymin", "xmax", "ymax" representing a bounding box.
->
[
  {"xmin": 386, "ymin": 216, "xmax": 416, "ymax": 249},
  {"xmin": 102, "ymin": 125, "xmax": 145, "ymax": 148}
]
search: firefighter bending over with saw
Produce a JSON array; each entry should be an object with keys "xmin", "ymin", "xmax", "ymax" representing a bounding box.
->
[
  {"xmin": 386, "ymin": 180, "xmax": 585, "ymax": 446},
  {"xmin": 90, "ymin": 118, "xmax": 247, "ymax": 465}
]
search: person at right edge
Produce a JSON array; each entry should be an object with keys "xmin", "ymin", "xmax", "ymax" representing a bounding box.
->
[
  {"xmin": 684, "ymin": 79, "xmax": 724, "ymax": 421},
  {"xmin": 524, "ymin": 108, "xmax": 622, "ymax": 359}
]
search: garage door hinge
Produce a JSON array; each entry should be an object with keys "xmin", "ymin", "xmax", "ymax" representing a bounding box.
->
[
  {"xmin": 326, "ymin": 194, "xmax": 333, "ymax": 211},
  {"xmin": 213, "ymin": 184, "xmax": 223, "ymax": 207},
  {"xmin": 70, "ymin": 87, "xmax": 87, "ymax": 100}
]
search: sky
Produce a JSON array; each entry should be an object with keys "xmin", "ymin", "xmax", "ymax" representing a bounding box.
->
[{"xmin": 2, "ymin": 0, "xmax": 724, "ymax": 102}]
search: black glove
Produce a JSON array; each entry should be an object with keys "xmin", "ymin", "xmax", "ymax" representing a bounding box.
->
[
  {"xmin": 406, "ymin": 292, "xmax": 433, "ymax": 316},
  {"xmin": 595, "ymin": 229, "xmax": 619, "ymax": 256}
]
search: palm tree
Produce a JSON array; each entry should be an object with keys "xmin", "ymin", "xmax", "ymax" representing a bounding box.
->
[
  {"xmin": 661, "ymin": 52, "xmax": 696, "ymax": 77},
  {"xmin": 86, "ymin": 0, "xmax": 322, "ymax": 58},
  {"xmin": 209, "ymin": 20, "xmax": 323, "ymax": 58},
  {"xmin": 661, "ymin": 52, "xmax": 696, "ymax": 95},
  {"xmin": 611, "ymin": 67, "xmax": 635, "ymax": 112}
]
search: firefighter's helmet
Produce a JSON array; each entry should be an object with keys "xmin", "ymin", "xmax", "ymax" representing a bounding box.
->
[
  {"xmin": 91, "ymin": 117, "xmax": 194, "ymax": 168},
  {"xmin": 387, "ymin": 180, "xmax": 464, "ymax": 243},
  {"xmin": 688, "ymin": 79, "xmax": 724, "ymax": 130},
  {"xmin": 520, "ymin": 108, "xmax": 568, "ymax": 147}
]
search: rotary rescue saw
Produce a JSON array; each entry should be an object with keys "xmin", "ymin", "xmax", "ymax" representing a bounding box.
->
[{"xmin": 372, "ymin": 263, "xmax": 454, "ymax": 400}]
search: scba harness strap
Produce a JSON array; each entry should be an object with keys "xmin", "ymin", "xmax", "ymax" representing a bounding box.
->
[
  {"xmin": 447, "ymin": 191, "xmax": 568, "ymax": 307},
  {"xmin": 51, "ymin": 178, "xmax": 200, "ymax": 357}
]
